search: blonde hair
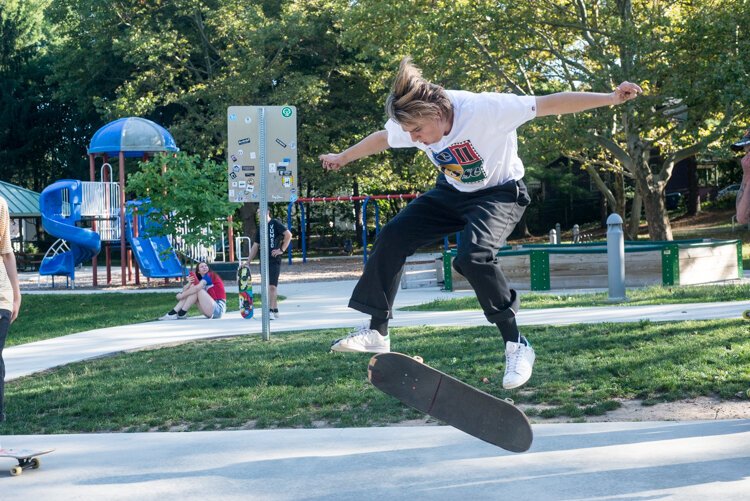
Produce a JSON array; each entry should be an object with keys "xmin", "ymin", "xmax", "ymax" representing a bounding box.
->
[{"xmin": 385, "ymin": 57, "xmax": 452, "ymax": 126}]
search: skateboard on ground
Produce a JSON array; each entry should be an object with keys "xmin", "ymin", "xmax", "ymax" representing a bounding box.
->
[
  {"xmin": 368, "ymin": 352, "xmax": 533, "ymax": 452},
  {"xmin": 0, "ymin": 448, "xmax": 54, "ymax": 476},
  {"xmin": 238, "ymin": 265, "xmax": 253, "ymax": 319}
]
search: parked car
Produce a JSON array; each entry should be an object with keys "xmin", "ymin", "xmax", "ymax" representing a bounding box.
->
[
  {"xmin": 665, "ymin": 192, "xmax": 683, "ymax": 210},
  {"xmin": 718, "ymin": 184, "xmax": 741, "ymax": 199}
]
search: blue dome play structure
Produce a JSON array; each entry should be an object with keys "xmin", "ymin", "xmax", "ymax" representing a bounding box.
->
[{"xmin": 88, "ymin": 117, "xmax": 178, "ymax": 158}]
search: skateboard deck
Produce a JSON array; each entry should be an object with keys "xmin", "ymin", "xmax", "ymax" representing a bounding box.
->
[
  {"xmin": 238, "ymin": 266, "xmax": 253, "ymax": 319},
  {"xmin": 368, "ymin": 352, "xmax": 533, "ymax": 452},
  {"xmin": 0, "ymin": 448, "xmax": 54, "ymax": 476}
]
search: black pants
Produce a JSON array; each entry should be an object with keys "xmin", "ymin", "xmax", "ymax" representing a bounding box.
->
[
  {"xmin": 349, "ymin": 176, "xmax": 529, "ymax": 324},
  {"xmin": 0, "ymin": 309, "xmax": 11, "ymax": 422}
]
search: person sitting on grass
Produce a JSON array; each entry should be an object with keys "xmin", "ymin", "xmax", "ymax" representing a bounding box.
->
[{"xmin": 160, "ymin": 261, "xmax": 226, "ymax": 320}]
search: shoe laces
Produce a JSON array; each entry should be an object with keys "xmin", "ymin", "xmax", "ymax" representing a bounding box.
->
[
  {"xmin": 506, "ymin": 343, "xmax": 524, "ymax": 372},
  {"xmin": 345, "ymin": 322, "xmax": 371, "ymax": 338}
]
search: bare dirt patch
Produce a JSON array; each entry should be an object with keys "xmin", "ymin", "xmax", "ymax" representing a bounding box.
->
[{"xmin": 524, "ymin": 396, "xmax": 750, "ymax": 423}]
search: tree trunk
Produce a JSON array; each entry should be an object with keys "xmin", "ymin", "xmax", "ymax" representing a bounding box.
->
[
  {"xmin": 511, "ymin": 211, "xmax": 532, "ymax": 239},
  {"xmin": 641, "ymin": 188, "xmax": 672, "ymax": 240},
  {"xmin": 239, "ymin": 202, "xmax": 258, "ymax": 252},
  {"xmin": 686, "ymin": 157, "xmax": 699, "ymax": 216},
  {"xmin": 627, "ymin": 191, "xmax": 642, "ymax": 240}
]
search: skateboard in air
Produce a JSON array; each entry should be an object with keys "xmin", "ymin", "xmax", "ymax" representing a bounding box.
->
[
  {"xmin": 238, "ymin": 265, "xmax": 254, "ymax": 319},
  {"xmin": 368, "ymin": 352, "xmax": 533, "ymax": 452},
  {"xmin": 0, "ymin": 448, "xmax": 54, "ymax": 476}
]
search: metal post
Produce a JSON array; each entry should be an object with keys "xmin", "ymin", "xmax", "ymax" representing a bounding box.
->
[
  {"xmin": 287, "ymin": 202, "xmax": 294, "ymax": 265},
  {"xmin": 362, "ymin": 196, "xmax": 370, "ymax": 264},
  {"xmin": 549, "ymin": 229, "xmax": 557, "ymax": 244},
  {"xmin": 607, "ymin": 213, "xmax": 627, "ymax": 302},
  {"xmin": 299, "ymin": 203, "xmax": 307, "ymax": 263},
  {"xmin": 573, "ymin": 224, "xmax": 580, "ymax": 244},
  {"xmin": 258, "ymin": 108, "xmax": 271, "ymax": 340},
  {"xmin": 555, "ymin": 223, "xmax": 561, "ymax": 244}
]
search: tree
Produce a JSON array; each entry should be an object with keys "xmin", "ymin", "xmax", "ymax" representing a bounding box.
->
[
  {"xmin": 0, "ymin": 0, "xmax": 89, "ymax": 190},
  {"xmin": 342, "ymin": 0, "xmax": 750, "ymax": 241},
  {"xmin": 126, "ymin": 153, "xmax": 240, "ymax": 254}
]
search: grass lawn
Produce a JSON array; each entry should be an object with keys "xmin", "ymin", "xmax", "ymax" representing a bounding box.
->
[
  {"xmin": 7, "ymin": 292, "xmax": 264, "ymax": 347},
  {"xmin": 401, "ymin": 283, "xmax": 750, "ymax": 312},
  {"xmin": 3, "ymin": 319, "xmax": 749, "ymax": 434}
]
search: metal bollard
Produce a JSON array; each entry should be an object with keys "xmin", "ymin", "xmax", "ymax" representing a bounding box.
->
[
  {"xmin": 607, "ymin": 213, "xmax": 627, "ymax": 301},
  {"xmin": 573, "ymin": 224, "xmax": 580, "ymax": 244},
  {"xmin": 549, "ymin": 229, "xmax": 557, "ymax": 244},
  {"xmin": 555, "ymin": 223, "xmax": 561, "ymax": 244}
]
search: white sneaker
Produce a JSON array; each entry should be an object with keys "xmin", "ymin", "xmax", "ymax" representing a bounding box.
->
[
  {"xmin": 503, "ymin": 339, "xmax": 535, "ymax": 389},
  {"xmin": 272, "ymin": 310, "xmax": 279, "ymax": 319},
  {"xmin": 331, "ymin": 327, "xmax": 390, "ymax": 353},
  {"xmin": 159, "ymin": 312, "xmax": 178, "ymax": 321}
]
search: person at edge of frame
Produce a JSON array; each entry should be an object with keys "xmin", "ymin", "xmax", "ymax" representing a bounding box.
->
[
  {"xmin": 0, "ymin": 195, "xmax": 23, "ymax": 448},
  {"xmin": 318, "ymin": 56, "xmax": 642, "ymax": 390},
  {"xmin": 731, "ymin": 129, "xmax": 750, "ymax": 224}
]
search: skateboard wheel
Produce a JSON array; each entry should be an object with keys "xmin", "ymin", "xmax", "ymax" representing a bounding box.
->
[
  {"xmin": 504, "ymin": 397, "xmax": 515, "ymax": 405},
  {"xmin": 10, "ymin": 466, "xmax": 22, "ymax": 476},
  {"xmin": 412, "ymin": 356, "xmax": 424, "ymax": 363},
  {"xmin": 742, "ymin": 310, "xmax": 750, "ymax": 320},
  {"xmin": 31, "ymin": 458, "xmax": 40, "ymax": 469}
]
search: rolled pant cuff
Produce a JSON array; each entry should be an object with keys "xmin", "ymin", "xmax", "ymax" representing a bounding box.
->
[
  {"xmin": 348, "ymin": 299, "xmax": 392, "ymax": 320},
  {"xmin": 484, "ymin": 289, "xmax": 519, "ymax": 323}
]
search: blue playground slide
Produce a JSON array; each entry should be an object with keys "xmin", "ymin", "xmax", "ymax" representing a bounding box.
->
[
  {"xmin": 39, "ymin": 180, "xmax": 101, "ymax": 281},
  {"xmin": 125, "ymin": 201, "xmax": 185, "ymax": 279}
]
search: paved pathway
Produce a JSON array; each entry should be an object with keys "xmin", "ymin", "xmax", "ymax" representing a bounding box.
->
[{"xmin": 2, "ymin": 280, "xmax": 750, "ymax": 498}]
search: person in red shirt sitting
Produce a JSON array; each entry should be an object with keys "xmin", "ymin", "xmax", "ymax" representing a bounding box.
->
[{"xmin": 159, "ymin": 261, "xmax": 227, "ymax": 320}]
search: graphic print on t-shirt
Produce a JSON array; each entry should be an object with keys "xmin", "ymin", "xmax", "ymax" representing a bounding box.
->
[{"xmin": 429, "ymin": 141, "xmax": 486, "ymax": 184}]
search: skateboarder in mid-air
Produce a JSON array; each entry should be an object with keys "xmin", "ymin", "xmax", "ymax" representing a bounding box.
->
[{"xmin": 320, "ymin": 57, "xmax": 641, "ymax": 389}]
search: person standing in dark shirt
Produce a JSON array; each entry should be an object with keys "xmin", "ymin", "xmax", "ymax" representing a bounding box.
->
[{"xmin": 244, "ymin": 213, "xmax": 292, "ymax": 319}]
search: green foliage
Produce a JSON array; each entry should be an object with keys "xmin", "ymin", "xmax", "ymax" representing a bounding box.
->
[{"xmin": 127, "ymin": 152, "xmax": 240, "ymax": 249}]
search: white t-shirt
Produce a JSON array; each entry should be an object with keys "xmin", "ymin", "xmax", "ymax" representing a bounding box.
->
[{"xmin": 385, "ymin": 90, "xmax": 537, "ymax": 192}]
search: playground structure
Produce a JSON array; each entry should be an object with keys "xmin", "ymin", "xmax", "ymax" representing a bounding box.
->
[
  {"xmin": 40, "ymin": 117, "xmax": 229, "ymax": 287},
  {"xmin": 440, "ymin": 239, "xmax": 743, "ymax": 292}
]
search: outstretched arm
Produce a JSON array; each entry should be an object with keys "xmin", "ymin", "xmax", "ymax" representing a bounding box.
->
[
  {"xmin": 319, "ymin": 130, "xmax": 390, "ymax": 171},
  {"xmin": 535, "ymin": 82, "xmax": 642, "ymax": 117}
]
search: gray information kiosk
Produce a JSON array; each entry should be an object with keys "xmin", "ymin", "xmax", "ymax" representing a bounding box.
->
[{"xmin": 227, "ymin": 105, "xmax": 298, "ymax": 339}]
